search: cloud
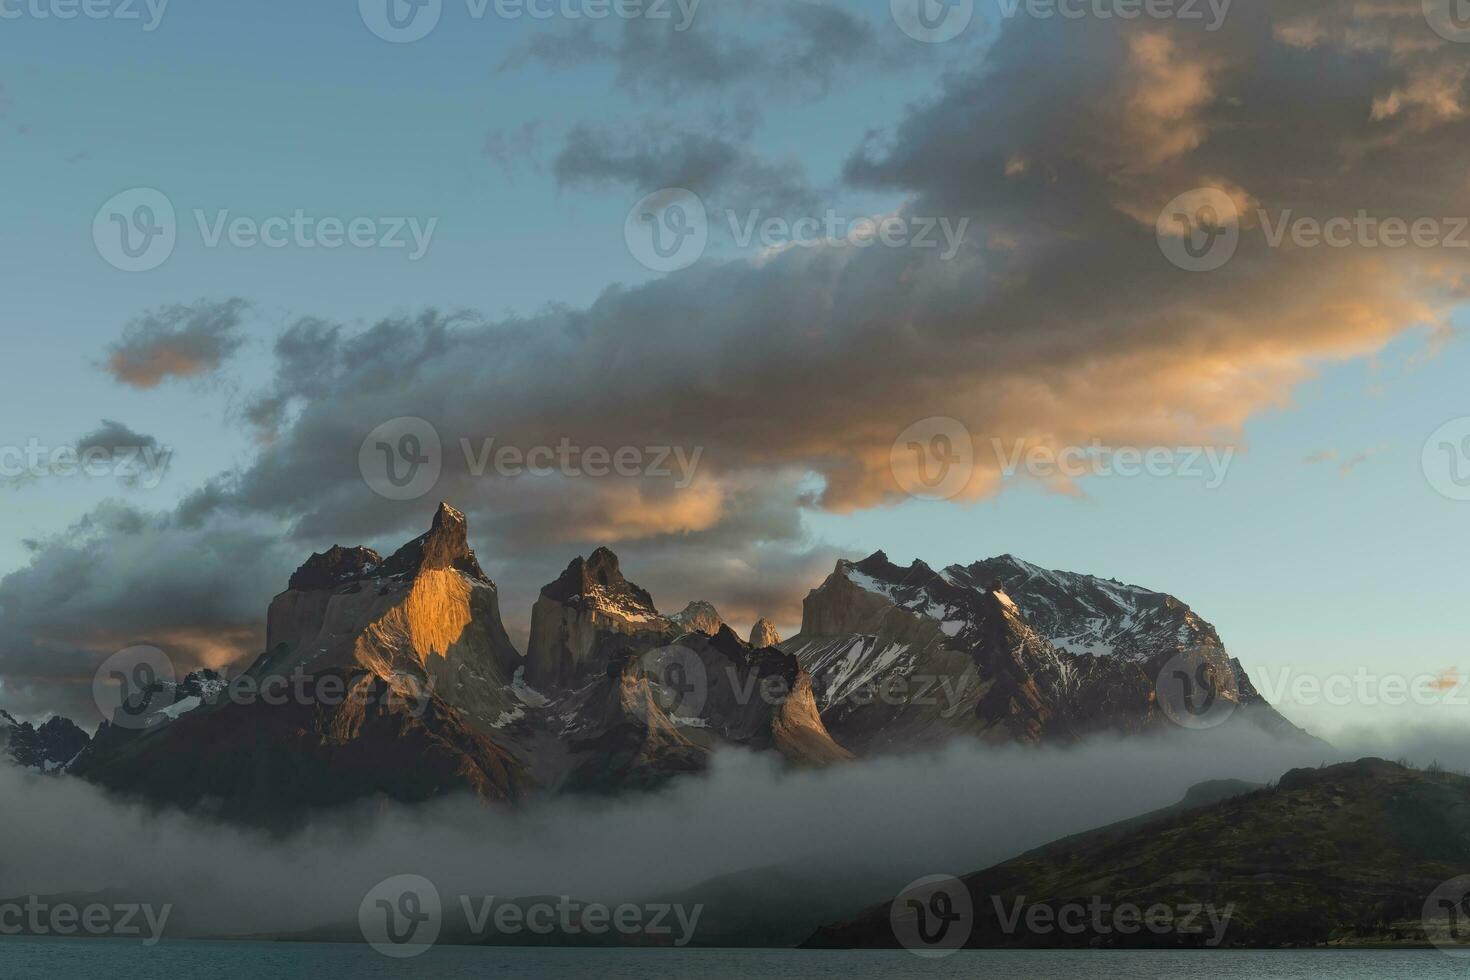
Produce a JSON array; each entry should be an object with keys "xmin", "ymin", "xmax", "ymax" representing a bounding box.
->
[
  {"xmin": 0, "ymin": 421, "xmax": 172, "ymax": 491},
  {"xmin": 501, "ymin": 0, "xmax": 899, "ymax": 94},
  {"xmin": 553, "ymin": 121, "xmax": 818, "ymax": 215},
  {"xmin": 6, "ymin": 4, "xmax": 1470, "ymax": 715},
  {"xmin": 74, "ymin": 420, "xmax": 173, "ymax": 488},
  {"xmin": 103, "ymin": 299, "xmax": 250, "ymax": 388},
  {"xmin": 0, "ymin": 726, "xmax": 1393, "ymax": 938},
  {"xmin": 1303, "ymin": 444, "xmax": 1390, "ymax": 476},
  {"xmin": 0, "ymin": 503, "xmax": 295, "ymax": 723}
]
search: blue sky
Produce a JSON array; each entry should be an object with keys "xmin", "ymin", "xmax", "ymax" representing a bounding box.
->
[{"xmin": 2, "ymin": 0, "xmax": 1468, "ymax": 735}]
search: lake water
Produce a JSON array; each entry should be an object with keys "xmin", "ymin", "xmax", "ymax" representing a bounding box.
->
[{"xmin": 1, "ymin": 940, "xmax": 1466, "ymax": 979}]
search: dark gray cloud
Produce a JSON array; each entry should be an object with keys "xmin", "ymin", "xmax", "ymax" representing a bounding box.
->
[
  {"xmin": 6, "ymin": 5, "xmax": 1470, "ymax": 715},
  {"xmin": 103, "ymin": 298, "xmax": 250, "ymax": 388},
  {"xmin": 0, "ymin": 502, "xmax": 294, "ymax": 722},
  {"xmin": 502, "ymin": 0, "xmax": 897, "ymax": 94},
  {"xmin": 73, "ymin": 420, "xmax": 172, "ymax": 488},
  {"xmin": 553, "ymin": 121, "xmax": 818, "ymax": 214}
]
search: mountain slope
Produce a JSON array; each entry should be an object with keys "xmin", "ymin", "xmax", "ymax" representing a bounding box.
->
[{"xmin": 807, "ymin": 758, "xmax": 1469, "ymax": 949}]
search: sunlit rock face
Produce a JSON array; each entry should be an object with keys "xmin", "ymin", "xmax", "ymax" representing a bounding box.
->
[
  {"xmin": 254, "ymin": 501, "xmax": 523, "ymax": 726},
  {"xmin": 749, "ymin": 618, "xmax": 782, "ymax": 649},
  {"xmin": 523, "ymin": 547, "xmax": 673, "ymax": 691}
]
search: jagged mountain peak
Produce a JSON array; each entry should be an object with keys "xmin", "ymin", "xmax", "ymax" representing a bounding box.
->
[
  {"xmin": 379, "ymin": 501, "xmax": 491, "ymax": 584},
  {"xmin": 283, "ymin": 502, "xmax": 492, "ymax": 594},
  {"xmin": 542, "ymin": 547, "xmax": 658, "ymax": 620},
  {"xmin": 948, "ymin": 555, "xmax": 1218, "ymax": 661},
  {"xmin": 3, "ymin": 713, "xmax": 90, "ymax": 773},
  {"xmin": 749, "ymin": 618, "xmax": 782, "ymax": 649},
  {"xmin": 288, "ymin": 544, "xmax": 383, "ymax": 592},
  {"xmin": 672, "ymin": 600, "xmax": 724, "ymax": 636}
]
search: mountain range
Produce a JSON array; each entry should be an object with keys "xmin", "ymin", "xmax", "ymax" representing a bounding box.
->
[{"xmin": 11, "ymin": 503, "xmax": 1312, "ymax": 825}]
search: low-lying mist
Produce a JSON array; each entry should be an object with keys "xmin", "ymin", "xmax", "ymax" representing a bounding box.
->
[{"xmin": 4, "ymin": 722, "xmax": 1466, "ymax": 940}]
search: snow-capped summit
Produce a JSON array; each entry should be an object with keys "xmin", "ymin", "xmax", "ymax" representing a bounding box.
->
[
  {"xmin": 946, "ymin": 554, "xmax": 1220, "ymax": 662},
  {"xmin": 785, "ymin": 549, "xmax": 1308, "ymax": 751}
]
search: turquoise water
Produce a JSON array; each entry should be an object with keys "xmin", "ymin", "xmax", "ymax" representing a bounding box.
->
[{"xmin": 0, "ymin": 940, "xmax": 1466, "ymax": 980}]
